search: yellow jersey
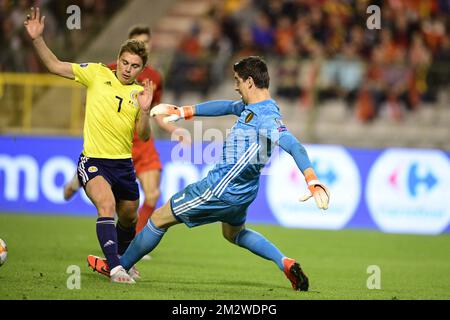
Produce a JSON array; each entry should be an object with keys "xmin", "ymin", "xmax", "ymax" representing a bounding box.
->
[{"xmin": 72, "ymin": 63, "xmax": 142, "ymax": 159}]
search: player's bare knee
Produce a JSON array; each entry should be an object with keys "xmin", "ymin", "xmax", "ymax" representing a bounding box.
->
[
  {"xmin": 222, "ymin": 223, "xmax": 245, "ymax": 244},
  {"xmin": 223, "ymin": 232, "xmax": 235, "ymax": 244},
  {"xmin": 150, "ymin": 209, "xmax": 166, "ymax": 228},
  {"xmin": 222, "ymin": 229, "xmax": 239, "ymax": 244},
  {"xmin": 119, "ymin": 212, "xmax": 138, "ymax": 226},
  {"xmin": 97, "ymin": 203, "xmax": 115, "ymax": 217},
  {"xmin": 117, "ymin": 202, "xmax": 138, "ymax": 226},
  {"xmin": 151, "ymin": 203, "xmax": 179, "ymax": 229},
  {"xmin": 144, "ymin": 189, "xmax": 160, "ymax": 207}
]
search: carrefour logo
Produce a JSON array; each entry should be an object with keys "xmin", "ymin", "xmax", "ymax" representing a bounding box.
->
[
  {"xmin": 389, "ymin": 162, "xmax": 438, "ymax": 198},
  {"xmin": 266, "ymin": 145, "xmax": 360, "ymax": 230},
  {"xmin": 407, "ymin": 163, "xmax": 437, "ymax": 197},
  {"xmin": 367, "ymin": 149, "xmax": 450, "ymax": 235}
]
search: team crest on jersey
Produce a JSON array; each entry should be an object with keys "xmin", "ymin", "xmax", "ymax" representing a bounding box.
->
[
  {"xmin": 245, "ymin": 112, "xmax": 254, "ymax": 123},
  {"xmin": 275, "ymin": 118, "xmax": 287, "ymax": 132},
  {"xmin": 88, "ymin": 166, "xmax": 98, "ymax": 173},
  {"xmin": 129, "ymin": 90, "xmax": 139, "ymax": 108}
]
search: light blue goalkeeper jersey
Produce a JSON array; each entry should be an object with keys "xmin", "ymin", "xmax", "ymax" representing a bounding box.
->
[{"xmin": 197, "ymin": 99, "xmax": 307, "ymax": 204}]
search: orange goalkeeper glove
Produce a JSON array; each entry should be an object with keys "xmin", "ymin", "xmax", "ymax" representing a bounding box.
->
[
  {"xmin": 150, "ymin": 103, "xmax": 194, "ymax": 123},
  {"xmin": 299, "ymin": 172, "xmax": 330, "ymax": 210}
]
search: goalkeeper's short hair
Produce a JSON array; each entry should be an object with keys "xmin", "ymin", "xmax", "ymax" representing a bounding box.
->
[{"xmin": 233, "ymin": 56, "xmax": 270, "ymax": 89}]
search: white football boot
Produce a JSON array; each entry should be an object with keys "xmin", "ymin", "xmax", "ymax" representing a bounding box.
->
[
  {"xmin": 110, "ymin": 266, "xmax": 135, "ymax": 284},
  {"xmin": 128, "ymin": 265, "xmax": 141, "ymax": 281}
]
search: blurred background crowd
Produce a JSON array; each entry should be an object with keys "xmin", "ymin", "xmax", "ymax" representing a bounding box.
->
[
  {"xmin": 0, "ymin": 0, "xmax": 124, "ymax": 72},
  {"xmin": 168, "ymin": 0, "xmax": 449, "ymax": 122},
  {"xmin": 1, "ymin": 0, "xmax": 449, "ymax": 125}
]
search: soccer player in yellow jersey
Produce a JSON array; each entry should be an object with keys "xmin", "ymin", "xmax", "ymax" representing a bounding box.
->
[{"xmin": 24, "ymin": 7, "xmax": 153, "ymax": 283}]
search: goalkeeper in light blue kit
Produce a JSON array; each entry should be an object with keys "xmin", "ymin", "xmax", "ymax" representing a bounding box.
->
[{"xmin": 88, "ymin": 56, "xmax": 330, "ymax": 291}]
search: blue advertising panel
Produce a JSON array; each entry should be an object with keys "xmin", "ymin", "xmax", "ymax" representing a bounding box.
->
[{"xmin": 1, "ymin": 135, "xmax": 449, "ymax": 234}]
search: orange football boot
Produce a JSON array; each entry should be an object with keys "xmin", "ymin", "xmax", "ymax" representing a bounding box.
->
[
  {"xmin": 87, "ymin": 255, "xmax": 110, "ymax": 277},
  {"xmin": 283, "ymin": 258, "xmax": 309, "ymax": 291}
]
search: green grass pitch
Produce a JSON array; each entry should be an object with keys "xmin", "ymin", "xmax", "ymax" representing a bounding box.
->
[{"xmin": 0, "ymin": 213, "xmax": 449, "ymax": 300}]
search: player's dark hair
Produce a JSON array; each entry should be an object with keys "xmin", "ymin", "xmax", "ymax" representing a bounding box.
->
[
  {"xmin": 233, "ymin": 56, "xmax": 270, "ymax": 89},
  {"xmin": 118, "ymin": 39, "xmax": 148, "ymax": 66},
  {"xmin": 128, "ymin": 25, "xmax": 151, "ymax": 39}
]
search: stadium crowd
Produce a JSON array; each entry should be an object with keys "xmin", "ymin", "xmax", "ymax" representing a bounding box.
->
[
  {"xmin": 0, "ymin": 0, "xmax": 124, "ymax": 72},
  {"xmin": 167, "ymin": 0, "xmax": 449, "ymax": 122},
  {"xmin": 2, "ymin": 0, "xmax": 449, "ymax": 123}
]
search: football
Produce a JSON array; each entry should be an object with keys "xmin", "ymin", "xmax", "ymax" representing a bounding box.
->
[{"xmin": 0, "ymin": 238, "xmax": 7, "ymax": 266}]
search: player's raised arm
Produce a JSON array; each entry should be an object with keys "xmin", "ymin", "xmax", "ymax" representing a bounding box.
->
[
  {"xmin": 150, "ymin": 100, "xmax": 245, "ymax": 123},
  {"xmin": 136, "ymin": 79, "xmax": 154, "ymax": 141},
  {"xmin": 24, "ymin": 7, "xmax": 74, "ymax": 79}
]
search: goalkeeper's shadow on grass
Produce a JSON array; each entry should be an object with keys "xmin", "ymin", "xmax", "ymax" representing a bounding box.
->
[
  {"xmin": 216, "ymin": 280, "xmax": 321, "ymax": 293},
  {"xmin": 152, "ymin": 278, "xmax": 322, "ymax": 293},
  {"xmin": 83, "ymin": 273, "xmax": 321, "ymax": 294},
  {"xmin": 117, "ymin": 278, "xmax": 270, "ymax": 289}
]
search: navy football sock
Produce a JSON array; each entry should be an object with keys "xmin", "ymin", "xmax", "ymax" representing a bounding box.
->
[
  {"xmin": 120, "ymin": 219, "xmax": 166, "ymax": 270},
  {"xmin": 116, "ymin": 221, "xmax": 136, "ymax": 256},
  {"xmin": 235, "ymin": 228, "xmax": 285, "ymax": 271},
  {"xmin": 96, "ymin": 217, "xmax": 121, "ymax": 270}
]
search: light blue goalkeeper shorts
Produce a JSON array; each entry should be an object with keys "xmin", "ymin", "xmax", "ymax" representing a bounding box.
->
[{"xmin": 169, "ymin": 178, "xmax": 252, "ymax": 228}]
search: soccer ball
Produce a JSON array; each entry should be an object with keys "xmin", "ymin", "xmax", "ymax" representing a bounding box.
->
[{"xmin": 0, "ymin": 239, "xmax": 7, "ymax": 266}]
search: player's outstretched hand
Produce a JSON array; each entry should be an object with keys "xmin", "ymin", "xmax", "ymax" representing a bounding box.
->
[
  {"xmin": 151, "ymin": 104, "xmax": 181, "ymax": 123},
  {"xmin": 24, "ymin": 7, "xmax": 45, "ymax": 40},
  {"xmin": 299, "ymin": 181, "xmax": 330, "ymax": 210},
  {"xmin": 138, "ymin": 79, "xmax": 154, "ymax": 114},
  {"xmin": 151, "ymin": 104, "xmax": 194, "ymax": 124}
]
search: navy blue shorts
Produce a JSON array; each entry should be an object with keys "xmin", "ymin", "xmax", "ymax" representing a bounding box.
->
[
  {"xmin": 77, "ymin": 154, "xmax": 139, "ymax": 201},
  {"xmin": 170, "ymin": 178, "xmax": 252, "ymax": 228}
]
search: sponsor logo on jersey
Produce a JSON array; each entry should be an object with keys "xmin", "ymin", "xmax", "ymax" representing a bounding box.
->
[{"xmin": 80, "ymin": 63, "xmax": 89, "ymax": 68}]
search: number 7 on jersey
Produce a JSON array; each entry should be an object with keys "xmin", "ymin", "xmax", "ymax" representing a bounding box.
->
[{"xmin": 115, "ymin": 96, "xmax": 123, "ymax": 112}]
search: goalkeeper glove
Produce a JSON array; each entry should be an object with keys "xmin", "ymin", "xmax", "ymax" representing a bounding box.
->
[
  {"xmin": 299, "ymin": 172, "xmax": 330, "ymax": 210},
  {"xmin": 150, "ymin": 103, "xmax": 194, "ymax": 123}
]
